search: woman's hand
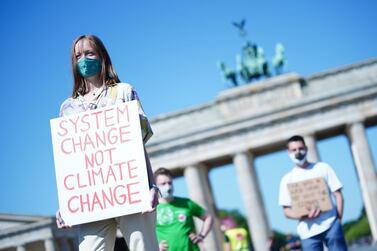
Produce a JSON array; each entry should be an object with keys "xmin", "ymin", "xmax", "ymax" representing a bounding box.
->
[
  {"xmin": 55, "ymin": 210, "xmax": 71, "ymax": 229},
  {"xmin": 189, "ymin": 232, "xmax": 205, "ymax": 244}
]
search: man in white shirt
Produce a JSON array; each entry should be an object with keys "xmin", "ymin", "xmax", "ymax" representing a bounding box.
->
[{"xmin": 279, "ymin": 135, "xmax": 347, "ymax": 251}]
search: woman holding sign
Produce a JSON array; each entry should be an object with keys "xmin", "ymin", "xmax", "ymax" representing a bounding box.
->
[{"xmin": 55, "ymin": 34, "xmax": 159, "ymax": 251}]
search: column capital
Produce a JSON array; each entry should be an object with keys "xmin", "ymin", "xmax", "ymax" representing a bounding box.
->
[
  {"xmin": 304, "ymin": 134, "xmax": 320, "ymax": 162},
  {"xmin": 185, "ymin": 162, "xmax": 208, "ymax": 170},
  {"xmin": 17, "ymin": 245, "xmax": 26, "ymax": 251},
  {"xmin": 233, "ymin": 150, "xmax": 253, "ymax": 160},
  {"xmin": 303, "ymin": 132, "xmax": 316, "ymax": 138},
  {"xmin": 346, "ymin": 120, "xmax": 365, "ymax": 132}
]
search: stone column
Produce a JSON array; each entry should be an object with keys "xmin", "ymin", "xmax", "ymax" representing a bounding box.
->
[
  {"xmin": 184, "ymin": 163, "xmax": 223, "ymax": 251},
  {"xmin": 44, "ymin": 238, "xmax": 56, "ymax": 251},
  {"xmin": 233, "ymin": 151, "xmax": 271, "ymax": 251},
  {"xmin": 17, "ymin": 245, "xmax": 26, "ymax": 251},
  {"xmin": 346, "ymin": 122, "xmax": 377, "ymax": 242},
  {"xmin": 304, "ymin": 134, "xmax": 320, "ymax": 162}
]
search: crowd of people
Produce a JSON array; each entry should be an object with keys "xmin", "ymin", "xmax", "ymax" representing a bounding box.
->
[{"xmin": 55, "ymin": 34, "xmax": 348, "ymax": 251}]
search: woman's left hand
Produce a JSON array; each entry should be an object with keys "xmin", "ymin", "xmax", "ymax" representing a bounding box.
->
[{"xmin": 189, "ymin": 233, "xmax": 204, "ymax": 244}]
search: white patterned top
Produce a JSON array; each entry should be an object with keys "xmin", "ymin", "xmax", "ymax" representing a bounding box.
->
[{"xmin": 59, "ymin": 82, "xmax": 153, "ymax": 143}]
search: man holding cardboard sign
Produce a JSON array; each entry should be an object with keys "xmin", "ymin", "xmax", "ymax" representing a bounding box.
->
[{"xmin": 279, "ymin": 135, "xmax": 347, "ymax": 251}]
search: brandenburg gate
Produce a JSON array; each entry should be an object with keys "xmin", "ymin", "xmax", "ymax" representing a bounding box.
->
[{"xmin": 147, "ymin": 58, "xmax": 377, "ymax": 251}]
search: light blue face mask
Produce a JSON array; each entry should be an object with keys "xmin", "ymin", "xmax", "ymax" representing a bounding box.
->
[
  {"xmin": 158, "ymin": 184, "xmax": 174, "ymax": 200},
  {"xmin": 77, "ymin": 57, "xmax": 101, "ymax": 78}
]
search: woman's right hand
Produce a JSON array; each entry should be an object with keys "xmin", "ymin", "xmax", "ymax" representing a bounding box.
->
[{"xmin": 56, "ymin": 210, "xmax": 71, "ymax": 229}]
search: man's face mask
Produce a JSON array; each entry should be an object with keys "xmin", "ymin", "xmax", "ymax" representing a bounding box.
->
[
  {"xmin": 289, "ymin": 149, "xmax": 307, "ymax": 166},
  {"xmin": 158, "ymin": 184, "xmax": 174, "ymax": 199}
]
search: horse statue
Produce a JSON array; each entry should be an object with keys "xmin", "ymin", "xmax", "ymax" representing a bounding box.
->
[
  {"xmin": 236, "ymin": 54, "xmax": 252, "ymax": 83},
  {"xmin": 240, "ymin": 42, "xmax": 270, "ymax": 82},
  {"xmin": 272, "ymin": 43, "xmax": 286, "ymax": 75},
  {"xmin": 217, "ymin": 61, "xmax": 238, "ymax": 86}
]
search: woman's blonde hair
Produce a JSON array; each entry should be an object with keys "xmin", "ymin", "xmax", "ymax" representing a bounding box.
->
[{"xmin": 71, "ymin": 35, "xmax": 120, "ymax": 98}]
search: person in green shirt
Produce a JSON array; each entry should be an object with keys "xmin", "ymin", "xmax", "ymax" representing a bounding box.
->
[{"xmin": 154, "ymin": 168, "xmax": 214, "ymax": 251}]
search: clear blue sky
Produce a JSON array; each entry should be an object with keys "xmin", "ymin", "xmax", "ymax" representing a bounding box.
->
[{"xmin": 1, "ymin": 0, "xmax": 376, "ymax": 234}]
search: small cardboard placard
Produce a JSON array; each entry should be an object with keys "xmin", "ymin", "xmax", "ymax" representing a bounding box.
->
[
  {"xmin": 287, "ymin": 177, "xmax": 333, "ymax": 217},
  {"xmin": 50, "ymin": 101, "xmax": 150, "ymax": 226}
]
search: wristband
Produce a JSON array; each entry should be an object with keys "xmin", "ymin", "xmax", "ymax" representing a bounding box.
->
[{"xmin": 198, "ymin": 234, "xmax": 205, "ymax": 240}]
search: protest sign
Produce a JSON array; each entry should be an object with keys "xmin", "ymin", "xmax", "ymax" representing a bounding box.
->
[
  {"xmin": 287, "ymin": 177, "xmax": 333, "ymax": 217},
  {"xmin": 50, "ymin": 101, "xmax": 150, "ymax": 225}
]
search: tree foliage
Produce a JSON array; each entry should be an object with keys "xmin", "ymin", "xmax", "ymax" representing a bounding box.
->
[{"xmin": 343, "ymin": 208, "xmax": 371, "ymax": 243}]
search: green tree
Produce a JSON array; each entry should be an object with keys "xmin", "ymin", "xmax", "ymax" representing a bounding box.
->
[{"xmin": 343, "ymin": 208, "xmax": 371, "ymax": 243}]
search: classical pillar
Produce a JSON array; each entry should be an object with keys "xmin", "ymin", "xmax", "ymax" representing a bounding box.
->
[
  {"xmin": 184, "ymin": 163, "xmax": 223, "ymax": 251},
  {"xmin": 233, "ymin": 151, "xmax": 271, "ymax": 251},
  {"xmin": 17, "ymin": 245, "xmax": 26, "ymax": 251},
  {"xmin": 44, "ymin": 238, "xmax": 56, "ymax": 251},
  {"xmin": 304, "ymin": 134, "xmax": 320, "ymax": 162},
  {"xmin": 346, "ymin": 122, "xmax": 377, "ymax": 242}
]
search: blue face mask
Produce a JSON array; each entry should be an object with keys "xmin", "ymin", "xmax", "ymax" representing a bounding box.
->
[
  {"xmin": 77, "ymin": 57, "xmax": 101, "ymax": 78},
  {"xmin": 158, "ymin": 184, "xmax": 174, "ymax": 200}
]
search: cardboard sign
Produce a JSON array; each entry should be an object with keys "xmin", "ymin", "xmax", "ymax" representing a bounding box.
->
[
  {"xmin": 50, "ymin": 101, "xmax": 150, "ymax": 225},
  {"xmin": 287, "ymin": 177, "xmax": 333, "ymax": 217}
]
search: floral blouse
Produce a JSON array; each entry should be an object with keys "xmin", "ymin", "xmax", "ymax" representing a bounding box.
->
[{"xmin": 59, "ymin": 83, "xmax": 153, "ymax": 143}]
